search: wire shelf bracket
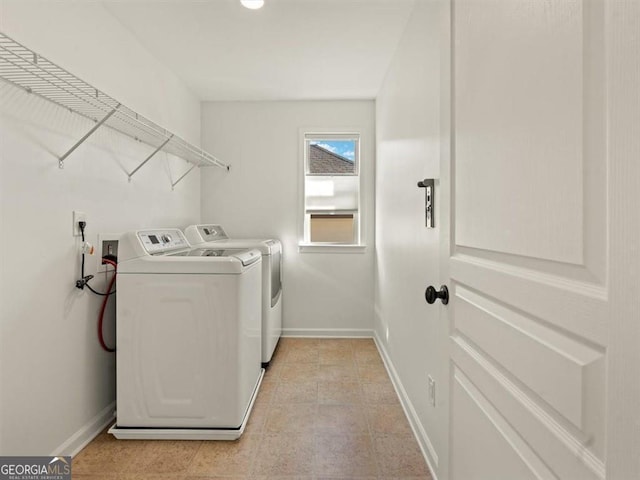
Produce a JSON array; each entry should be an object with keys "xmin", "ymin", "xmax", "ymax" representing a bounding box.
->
[
  {"xmin": 172, "ymin": 164, "xmax": 198, "ymax": 191},
  {"xmin": 58, "ymin": 104, "xmax": 120, "ymax": 169},
  {"xmin": 0, "ymin": 31, "xmax": 229, "ymax": 185},
  {"xmin": 128, "ymin": 134, "xmax": 173, "ymax": 181}
]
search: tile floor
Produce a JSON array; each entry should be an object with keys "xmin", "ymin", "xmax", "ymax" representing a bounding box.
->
[{"xmin": 73, "ymin": 338, "xmax": 432, "ymax": 480}]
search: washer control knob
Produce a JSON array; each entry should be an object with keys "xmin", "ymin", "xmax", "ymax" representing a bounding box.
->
[{"xmin": 161, "ymin": 234, "xmax": 172, "ymax": 244}]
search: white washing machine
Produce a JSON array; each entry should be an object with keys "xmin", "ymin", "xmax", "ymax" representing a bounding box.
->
[
  {"xmin": 108, "ymin": 229, "xmax": 263, "ymax": 440},
  {"xmin": 184, "ymin": 224, "xmax": 282, "ymax": 366}
]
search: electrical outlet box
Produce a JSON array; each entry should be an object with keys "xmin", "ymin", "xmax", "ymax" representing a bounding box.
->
[
  {"xmin": 97, "ymin": 234, "xmax": 120, "ymax": 272},
  {"xmin": 428, "ymin": 375, "xmax": 436, "ymax": 407},
  {"xmin": 72, "ymin": 211, "xmax": 87, "ymax": 236}
]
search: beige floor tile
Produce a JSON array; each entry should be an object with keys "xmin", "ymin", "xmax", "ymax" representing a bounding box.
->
[
  {"xmin": 273, "ymin": 382, "xmax": 318, "ymax": 403},
  {"xmin": 264, "ymin": 360, "xmax": 285, "ymax": 381},
  {"xmin": 360, "ymin": 382, "xmax": 399, "ymax": 405},
  {"xmin": 125, "ymin": 440, "xmax": 202, "ymax": 473},
  {"xmin": 318, "ymin": 381, "xmax": 362, "ymax": 405},
  {"xmin": 251, "ymin": 476, "xmax": 313, "ymax": 480},
  {"xmin": 264, "ymin": 403, "xmax": 317, "ymax": 433},
  {"xmin": 71, "ymin": 446, "xmax": 107, "ymax": 475},
  {"xmin": 349, "ymin": 338, "xmax": 377, "ymax": 351},
  {"xmin": 318, "ymin": 348, "xmax": 356, "ymax": 366},
  {"xmin": 187, "ymin": 435, "xmax": 258, "ymax": 476},
  {"xmin": 373, "ymin": 435, "xmax": 430, "ymax": 477},
  {"xmin": 273, "ymin": 337, "xmax": 292, "ymax": 350},
  {"xmin": 387, "ymin": 476, "xmax": 433, "ymax": 480},
  {"xmin": 282, "ymin": 345, "xmax": 320, "ymax": 364},
  {"xmin": 366, "ymin": 404, "xmax": 413, "ymax": 435},
  {"xmin": 316, "ymin": 404, "xmax": 368, "ymax": 434},
  {"xmin": 268, "ymin": 343, "xmax": 287, "ymax": 362},
  {"xmin": 314, "ymin": 434, "xmax": 378, "ymax": 477},
  {"xmin": 252, "ymin": 434, "xmax": 315, "ymax": 476},
  {"xmin": 183, "ymin": 477, "xmax": 246, "ymax": 480},
  {"xmin": 272, "ymin": 338, "xmax": 293, "ymax": 354},
  {"xmin": 71, "ymin": 475, "xmax": 118, "ymax": 480},
  {"xmin": 279, "ymin": 363, "xmax": 320, "ymax": 383},
  {"xmin": 316, "ymin": 477, "xmax": 376, "ymax": 480},
  {"xmin": 317, "ymin": 338, "xmax": 354, "ymax": 352},
  {"xmin": 244, "ymin": 398, "xmax": 269, "ymax": 434},
  {"xmin": 256, "ymin": 377, "xmax": 278, "ymax": 404},
  {"xmin": 72, "ymin": 437, "xmax": 148, "ymax": 474},
  {"xmin": 354, "ymin": 349, "xmax": 384, "ymax": 367},
  {"xmin": 318, "ymin": 364, "xmax": 358, "ymax": 382},
  {"xmin": 279, "ymin": 338, "xmax": 320, "ymax": 350},
  {"xmin": 357, "ymin": 363, "xmax": 390, "ymax": 384},
  {"xmin": 118, "ymin": 475, "xmax": 188, "ymax": 480}
]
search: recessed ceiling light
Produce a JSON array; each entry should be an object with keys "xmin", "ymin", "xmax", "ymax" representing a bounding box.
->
[{"xmin": 241, "ymin": 0, "xmax": 264, "ymax": 9}]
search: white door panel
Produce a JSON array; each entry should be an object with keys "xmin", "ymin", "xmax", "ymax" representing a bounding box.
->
[
  {"xmin": 447, "ymin": 1, "xmax": 608, "ymax": 478},
  {"xmin": 455, "ymin": 285, "xmax": 604, "ymax": 434},
  {"xmin": 451, "ymin": 367, "xmax": 556, "ymax": 480},
  {"xmin": 454, "ymin": 0, "xmax": 590, "ymax": 265}
]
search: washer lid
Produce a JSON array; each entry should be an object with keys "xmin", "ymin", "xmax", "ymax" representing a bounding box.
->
[{"xmin": 168, "ymin": 248, "xmax": 261, "ymax": 266}]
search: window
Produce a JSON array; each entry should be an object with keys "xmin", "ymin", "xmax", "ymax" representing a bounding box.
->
[{"xmin": 302, "ymin": 133, "xmax": 361, "ymax": 246}]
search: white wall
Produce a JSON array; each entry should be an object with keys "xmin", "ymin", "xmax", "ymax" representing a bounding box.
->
[
  {"xmin": 201, "ymin": 101, "xmax": 375, "ymax": 335},
  {"xmin": 375, "ymin": 0, "xmax": 447, "ymax": 477},
  {"xmin": 0, "ymin": 2, "xmax": 203, "ymax": 455}
]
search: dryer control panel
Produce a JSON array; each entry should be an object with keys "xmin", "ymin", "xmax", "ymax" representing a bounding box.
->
[
  {"xmin": 198, "ymin": 224, "xmax": 228, "ymax": 242},
  {"xmin": 137, "ymin": 229, "xmax": 189, "ymax": 255},
  {"xmin": 184, "ymin": 224, "xmax": 228, "ymax": 244}
]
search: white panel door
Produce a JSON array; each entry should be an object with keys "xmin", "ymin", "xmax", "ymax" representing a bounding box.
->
[{"xmin": 439, "ymin": 0, "xmax": 640, "ymax": 479}]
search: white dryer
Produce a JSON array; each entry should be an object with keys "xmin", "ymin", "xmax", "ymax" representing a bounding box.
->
[
  {"xmin": 109, "ymin": 229, "xmax": 263, "ymax": 440},
  {"xmin": 184, "ymin": 224, "xmax": 282, "ymax": 366}
]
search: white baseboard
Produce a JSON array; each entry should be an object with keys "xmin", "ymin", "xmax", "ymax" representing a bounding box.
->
[
  {"xmin": 51, "ymin": 401, "xmax": 115, "ymax": 457},
  {"xmin": 282, "ymin": 328, "xmax": 373, "ymax": 338},
  {"xmin": 374, "ymin": 331, "xmax": 440, "ymax": 480}
]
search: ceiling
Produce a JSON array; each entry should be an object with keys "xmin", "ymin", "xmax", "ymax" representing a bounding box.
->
[{"xmin": 102, "ymin": 0, "xmax": 416, "ymax": 101}]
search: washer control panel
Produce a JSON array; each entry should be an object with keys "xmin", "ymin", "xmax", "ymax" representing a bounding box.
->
[{"xmin": 137, "ymin": 229, "xmax": 189, "ymax": 255}]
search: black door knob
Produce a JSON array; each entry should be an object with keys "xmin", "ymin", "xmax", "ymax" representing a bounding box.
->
[{"xmin": 425, "ymin": 285, "xmax": 449, "ymax": 305}]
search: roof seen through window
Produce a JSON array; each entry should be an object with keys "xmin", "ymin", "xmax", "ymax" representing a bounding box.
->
[{"xmin": 308, "ymin": 141, "xmax": 355, "ymax": 174}]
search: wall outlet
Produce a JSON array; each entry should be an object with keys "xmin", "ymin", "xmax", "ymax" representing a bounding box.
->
[
  {"xmin": 97, "ymin": 234, "xmax": 120, "ymax": 272},
  {"xmin": 428, "ymin": 375, "xmax": 436, "ymax": 407},
  {"xmin": 72, "ymin": 211, "xmax": 87, "ymax": 236}
]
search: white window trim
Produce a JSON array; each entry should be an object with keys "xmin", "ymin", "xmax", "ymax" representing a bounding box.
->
[
  {"xmin": 298, "ymin": 128, "xmax": 366, "ymax": 251},
  {"xmin": 298, "ymin": 243, "xmax": 368, "ymax": 254}
]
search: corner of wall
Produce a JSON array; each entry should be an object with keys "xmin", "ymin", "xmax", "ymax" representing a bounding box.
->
[
  {"xmin": 373, "ymin": 332, "xmax": 440, "ymax": 480},
  {"xmin": 52, "ymin": 403, "xmax": 115, "ymax": 457}
]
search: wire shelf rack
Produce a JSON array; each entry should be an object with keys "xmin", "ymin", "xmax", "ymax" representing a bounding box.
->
[{"xmin": 0, "ymin": 32, "xmax": 228, "ymax": 187}]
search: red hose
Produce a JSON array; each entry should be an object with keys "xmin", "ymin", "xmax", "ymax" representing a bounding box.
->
[{"xmin": 98, "ymin": 259, "xmax": 117, "ymax": 352}]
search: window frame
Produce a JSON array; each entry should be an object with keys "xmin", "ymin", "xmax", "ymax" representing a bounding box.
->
[{"xmin": 298, "ymin": 129, "xmax": 366, "ymax": 253}]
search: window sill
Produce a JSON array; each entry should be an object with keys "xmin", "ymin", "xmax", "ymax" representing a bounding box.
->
[{"xmin": 298, "ymin": 243, "xmax": 368, "ymax": 254}]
